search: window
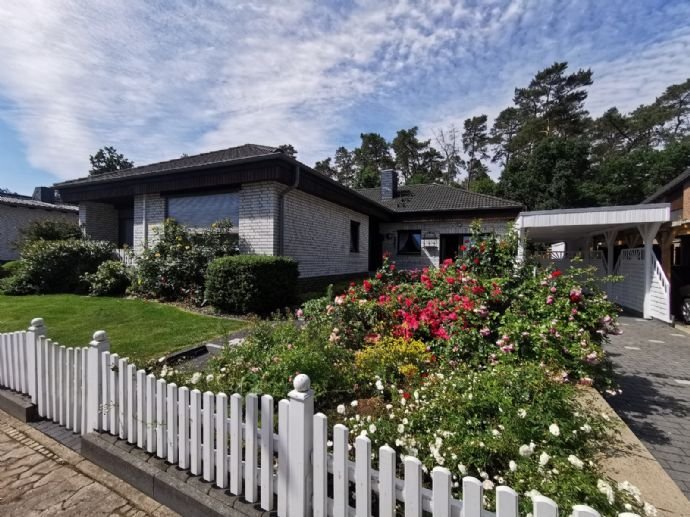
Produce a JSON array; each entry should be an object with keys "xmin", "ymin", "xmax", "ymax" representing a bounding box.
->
[
  {"xmin": 167, "ymin": 191, "xmax": 239, "ymax": 230},
  {"xmin": 350, "ymin": 220, "xmax": 360, "ymax": 253},
  {"xmin": 397, "ymin": 230, "xmax": 421, "ymax": 255}
]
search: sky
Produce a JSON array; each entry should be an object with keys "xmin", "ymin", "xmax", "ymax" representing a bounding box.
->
[{"xmin": 1, "ymin": 0, "xmax": 690, "ymax": 195}]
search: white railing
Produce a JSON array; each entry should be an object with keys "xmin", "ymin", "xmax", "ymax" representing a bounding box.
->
[
  {"xmin": 650, "ymin": 257, "xmax": 672, "ymax": 323},
  {"xmin": 620, "ymin": 248, "xmax": 644, "ymax": 261},
  {"xmin": 115, "ymin": 248, "xmax": 136, "ymax": 266},
  {"xmin": 0, "ymin": 319, "xmax": 642, "ymax": 517}
]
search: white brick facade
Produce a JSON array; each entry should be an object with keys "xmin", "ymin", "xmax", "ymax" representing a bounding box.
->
[
  {"xmin": 380, "ymin": 217, "xmax": 512, "ymax": 269},
  {"xmin": 0, "ymin": 205, "xmax": 78, "ymax": 261},
  {"xmin": 283, "ymin": 189, "xmax": 369, "ymax": 277},
  {"xmin": 79, "ymin": 202, "xmax": 118, "ymax": 242},
  {"xmin": 133, "ymin": 193, "xmax": 165, "ymax": 250},
  {"xmin": 238, "ymin": 182, "xmax": 284, "ymax": 255}
]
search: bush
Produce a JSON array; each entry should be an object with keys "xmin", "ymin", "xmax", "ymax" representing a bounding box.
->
[
  {"xmin": 0, "ymin": 261, "xmax": 21, "ymax": 279},
  {"xmin": 83, "ymin": 260, "xmax": 131, "ymax": 296},
  {"xmin": 17, "ymin": 220, "xmax": 82, "ymax": 248},
  {"xmin": 4, "ymin": 239, "xmax": 115, "ymax": 294},
  {"xmin": 354, "ymin": 336, "xmax": 432, "ymax": 384},
  {"xmin": 131, "ymin": 218, "xmax": 238, "ymax": 304},
  {"xmin": 205, "ymin": 255, "xmax": 298, "ymax": 314}
]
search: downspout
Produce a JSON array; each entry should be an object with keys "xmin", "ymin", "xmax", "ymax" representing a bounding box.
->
[
  {"xmin": 142, "ymin": 194, "xmax": 148, "ymax": 249},
  {"xmin": 278, "ymin": 165, "xmax": 301, "ymax": 255}
]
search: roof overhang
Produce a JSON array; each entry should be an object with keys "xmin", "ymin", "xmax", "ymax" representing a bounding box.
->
[{"xmin": 516, "ymin": 203, "xmax": 671, "ymax": 242}]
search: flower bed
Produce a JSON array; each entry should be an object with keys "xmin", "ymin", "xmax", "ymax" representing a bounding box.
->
[{"xmin": 158, "ymin": 225, "xmax": 653, "ymax": 516}]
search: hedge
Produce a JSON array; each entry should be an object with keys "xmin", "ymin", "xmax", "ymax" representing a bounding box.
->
[{"xmin": 205, "ymin": 255, "xmax": 299, "ymax": 314}]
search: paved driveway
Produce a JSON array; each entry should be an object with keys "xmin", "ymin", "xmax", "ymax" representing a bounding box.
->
[{"xmin": 605, "ymin": 316, "xmax": 690, "ymax": 498}]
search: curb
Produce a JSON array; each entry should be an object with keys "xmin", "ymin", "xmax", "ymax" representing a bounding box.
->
[
  {"xmin": 0, "ymin": 388, "xmax": 38, "ymax": 422},
  {"xmin": 81, "ymin": 432, "xmax": 270, "ymax": 517}
]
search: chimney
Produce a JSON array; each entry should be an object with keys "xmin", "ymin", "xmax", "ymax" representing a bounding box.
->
[
  {"xmin": 32, "ymin": 186, "xmax": 56, "ymax": 204},
  {"xmin": 380, "ymin": 169, "xmax": 398, "ymax": 200}
]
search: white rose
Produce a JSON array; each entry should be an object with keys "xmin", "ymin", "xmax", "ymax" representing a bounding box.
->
[
  {"xmin": 519, "ymin": 444, "xmax": 533, "ymax": 457},
  {"xmin": 337, "ymin": 404, "xmax": 345, "ymax": 415},
  {"xmin": 458, "ymin": 464, "xmax": 467, "ymax": 476},
  {"xmin": 509, "ymin": 460, "xmax": 517, "ymax": 472},
  {"xmin": 539, "ymin": 452, "xmax": 550, "ymax": 466},
  {"xmin": 549, "ymin": 423, "xmax": 560, "ymax": 436},
  {"xmin": 369, "ymin": 424, "xmax": 377, "ymax": 433},
  {"xmin": 350, "ymin": 400, "xmax": 358, "ymax": 407},
  {"xmin": 567, "ymin": 455, "xmax": 584, "ymax": 469},
  {"xmin": 482, "ymin": 480, "xmax": 494, "ymax": 490},
  {"xmin": 517, "ymin": 408, "xmax": 527, "ymax": 418},
  {"xmin": 190, "ymin": 372, "xmax": 202, "ymax": 384}
]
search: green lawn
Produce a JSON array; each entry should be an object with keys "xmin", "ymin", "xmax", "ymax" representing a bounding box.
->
[{"xmin": 0, "ymin": 295, "xmax": 245, "ymax": 364}]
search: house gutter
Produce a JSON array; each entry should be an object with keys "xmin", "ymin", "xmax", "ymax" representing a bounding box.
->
[{"xmin": 278, "ymin": 165, "xmax": 300, "ymax": 255}]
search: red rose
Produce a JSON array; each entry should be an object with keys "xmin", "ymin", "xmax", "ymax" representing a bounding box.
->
[
  {"xmin": 473, "ymin": 258, "xmax": 480, "ymax": 265},
  {"xmin": 460, "ymin": 244, "xmax": 467, "ymax": 252},
  {"xmin": 363, "ymin": 280, "xmax": 372, "ymax": 292},
  {"xmin": 375, "ymin": 272, "xmax": 383, "ymax": 280},
  {"xmin": 403, "ymin": 392, "xmax": 411, "ymax": 400}
]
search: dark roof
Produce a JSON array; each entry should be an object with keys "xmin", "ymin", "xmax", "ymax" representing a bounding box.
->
[
  {"xmin": 356, "ymin": 184, "xmax": 522, "ymax": 212},
  {"xmin": 644, "ymin": 167, "xmax": 690, "ymax": 203},
  {"xmin": 0, "ymin": 193, "xmax": 78, "ymax": 212},
  {"xmin": 55, "ymin": 144, "xmax": 281, "ymax": 187}
]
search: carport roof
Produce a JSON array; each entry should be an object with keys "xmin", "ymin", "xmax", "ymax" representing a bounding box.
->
[{"xmin": 517, "ymin": 203, "xmax": 670, "ymax": 242}]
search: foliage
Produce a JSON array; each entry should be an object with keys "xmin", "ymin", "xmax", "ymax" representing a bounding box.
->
[
  {"xmin": 131, "ymin": 218, "xmax": 237, "ymax": 304},
  {"xmin": 0, "ymin": 294, "xmax": 244, "ymax": 363},
  {"xmin": 205, "ymin": 255, "xmax": 298, "ymax": 314},
  {"xmin": 278, "ymin": 144, "xmax": 297, "ymax": 157},
  {"xmin": 83, "ymin": 260, "xmax": 131, "ymax": 296},
  {"xmin": 0, "ymin": 261, "xmax": 21, "ymax": 279},
  {"xmin": 17, "ymin": 219, "xmax": 82, "ymax": 247},
  {"xmin": 161, "ymin": 319, "xmax": 359, "ymax": 407},
  {"xmin": 89, "ymin": 146, "xmax": 134, "ymax": 175},
  {"xmin": 354, "ymin": 336, "xmax": 432, "ymax": 384},
  {"xmin": 340, "ymin": 363, "xmax": 644, "ymax": 516},
  {"xmin": 353, "ymin": 133, "xmax": 395, "ymax": 188},
  {"xmin": 4, "ymin": 239, "xmax": 115, "ymax": 295}
]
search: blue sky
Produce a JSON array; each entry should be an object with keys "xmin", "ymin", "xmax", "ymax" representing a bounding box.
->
[{"xmin": 1, "ymin": 0, "xmax": 690, "ymax": 195}]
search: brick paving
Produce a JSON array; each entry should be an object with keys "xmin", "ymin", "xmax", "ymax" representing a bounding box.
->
[
  {"xmin": 605, "ymin": 316, "xmax": 690, "ymax": 499},
  {"xmin": 0, "ymin": 409, "xmax": 177, "ymax": 516}
]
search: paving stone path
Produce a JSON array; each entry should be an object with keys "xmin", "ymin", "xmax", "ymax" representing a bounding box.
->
[
  {"xmin": 605, "ymin": 316, "xmax": 690, "ymax": 499},
  {"xmin": 0, "ymin": 409, "xmax": 177, "ymax": 516}
]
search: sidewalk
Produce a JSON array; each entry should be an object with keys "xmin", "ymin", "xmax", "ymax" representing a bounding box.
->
[{"xmin": 0, "ymin": 409, "xmax": 177, "ymax": 516}]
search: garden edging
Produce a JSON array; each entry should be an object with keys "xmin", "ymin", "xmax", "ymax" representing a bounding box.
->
[{"xmin": 81, "ymin": 432, "xmax": 269, "ymax": 517}]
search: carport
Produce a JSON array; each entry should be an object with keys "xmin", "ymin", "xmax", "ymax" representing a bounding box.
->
[{"xmin": 516, "ymin": 204, "xmax": 672, "ymax": 321}]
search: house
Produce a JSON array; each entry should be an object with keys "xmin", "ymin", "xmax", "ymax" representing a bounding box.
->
[
  {"xmin": 54, "ymin": 144, "xmax": 522, "ymax": 282},
  {"xmin": 0, "ymin": 188, "xmax": 78, "ymax": 262}
]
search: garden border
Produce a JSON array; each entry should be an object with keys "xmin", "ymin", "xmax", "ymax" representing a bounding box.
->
[{"xmin": 0, "ymin": 387, "xmax": 38, "ymax": 422}]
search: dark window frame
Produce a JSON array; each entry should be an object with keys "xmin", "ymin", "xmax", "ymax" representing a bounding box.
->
[
  {"xmin": 397, "ymin": 229, "xmax": 422, "ymax": 255},
  {"xmin": 350, "ymin": 220, "xmax": 361, "ymax": 253}
]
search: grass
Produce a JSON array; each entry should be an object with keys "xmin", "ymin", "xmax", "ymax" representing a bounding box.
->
[{"xmin": 0, "ymin": 295, "xmax": 245, "ymax": 364}]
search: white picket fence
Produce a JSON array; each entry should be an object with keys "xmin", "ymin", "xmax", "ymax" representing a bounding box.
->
[{"xmin": 0, "ymin": 319, "xmax": 641, "ymax": 517}]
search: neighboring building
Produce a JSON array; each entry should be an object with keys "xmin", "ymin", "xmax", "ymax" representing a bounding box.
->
[
  {"xmin": 0, "ymin": 188, "xmax": 79, "ymax": 261},
  {"xmin": 54, "ymin": 144, "xmax": 522, "ymax": 281}
]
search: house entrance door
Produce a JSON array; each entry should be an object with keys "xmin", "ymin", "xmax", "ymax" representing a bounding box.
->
[{"xmin": 440, "ymin": 234, "xmax": 469, "ymax": 262}]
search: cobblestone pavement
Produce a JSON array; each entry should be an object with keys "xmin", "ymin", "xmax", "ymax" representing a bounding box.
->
[
  {"xmin": 0, "ymin": 409, "xmax": 178, "ymax": 516},
  {"xmin": 605, "ymin": 316, "xmax": 690, "ymax": 499}
]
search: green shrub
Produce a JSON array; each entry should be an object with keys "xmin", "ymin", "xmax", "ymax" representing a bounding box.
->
[
  {"xmin": 17, "ymin": 220, "xmax": 82, "ymax": 248},
  {"xmin": 0, "ymin": 261, "xmax": 21, "ymax": 279},
  {"xmin": 131, "ymin": 218, "xmax": 238, "ymax": 304},
  {"xmin": 4, "ymin": 239, "xmax": 115, "ymax": 294},
  {"xmin": 205, "ymin": 255, "xmax": 298, "ymax": 314},
  {"xmin": 83, "ymin": 260, "xmax": 131, "ymax": 296}
]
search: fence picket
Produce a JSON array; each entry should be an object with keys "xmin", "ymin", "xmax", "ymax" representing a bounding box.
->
[
  {"xmin": 260, "ymin": 395, "xmax": 274, "ymax": 511},
  {"xmin": 178, "ymin": 387, "xmax": 190, "ymax": 469},
  {"xmin": 146, "ymin": 374, "xmax": 156, "ymax": 453},
  {"xmin": 404, "ymin": 456, "xmax": 422, "ymax": 517},
  {"xmin": 8, "ymin": 332, "xmax": 16, "ymax": 391},
  {"xmin": 215, "ymin": 393, "xmax": 228, "ymax": 489},
  {"xmin": 277, "ymin": 399, "xmax": 289, "ymax": 517},
  {"xmin": 313, "ymin": 413, "xmax": 328, "ymax": 517},
  {"xmin": 81, "ymin": 345, "xmax": 88, "ymax": 433},
  {"xmin": 127, "ymin": 364, "xmax": 137, "ymax": 443},
  {"xmin": 118, "ymin": 357, "xmax": 128, "ymax": 440},
  {"xmin": 572, "ymin": 505, "xmax": 599, "ymax": 517},
  {"xmin": 463, "ymin": 477, "xmax": 483, "ymax": 517},
  {"xmin": 190, "ymin": 389, "xmax": 202, "ymax": 475},
  {"xmin": 496, "ymin": 486, "xmax": 519, "ymax": 517},
  {"xmin": 533, "ymin": 495, "xmax": 558, "ymax": 517},
  {"xmin": 167, "ymin": 383, "xmax": 178, "ymax": 464},
  {"xmin": 101, "ymin": 351, "xmax": 110, "ymax": 431},
  {"xmin": 37, "ymin": 336, "xmax": 46, "ymax": 417},
  {"xmin": 432, "ymin": 467, "xmax": 451, "ymax": 517},
  {"xmin": 230, "ymin": 393, "xmax": 242, "ymax": 495},
  {"xmin": 73, "ymin": 348, "xmax": 82, "ymax": 434},
  {"xmin": 378, "ymin": 445, "xmax": 396, "ymax": 517},
  {"xmin": 157, "ymin": 378, "xmax": 167, "ymax": 458},
  {"xmin": 108, "ymin": 353, "xmax": 120, "ymax": 434},
  {"xmin": 245, "ymin": 393, "xmax": 258, "ymax": 503},
  {"xmin": 355, "ymin": 435, "xmax": 372, "ymax": 517},
  {"xmin": 333, "ymin": 424, "xmax": 349, "ymax": 517},
  {"xmin": 0, "ymin": 333, "xmax": 6, "ymax": 388},
  {"xmin": 58, "ymin": 345, "xmax": 66, "ymax": 425},
  {"xmin": 136, "ymin": 370, "xmax": 146, "ymax": 449},
  {"xmin": 202, "ymin": 391, "xmax": 214, "ymax": 481},
  {"xmin": 19, "ymin": 333, "xmax": 28, "ymax": 394},
  {"xmin": 65, "ymin": 348, "xmax": 74, "ymax": 429}
]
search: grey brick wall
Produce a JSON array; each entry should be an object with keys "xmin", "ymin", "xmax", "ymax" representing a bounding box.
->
[
  {"xmin": 79, "ymin": 202, "xmax": 118, "ymax": 243},
  {"xmin": 283, "ymin": 189, "xmax": 369, "ymax": 277},
  {"xmin": 238, "ymin": 182, "xmax": 284, "ymax": 255},
  {"xmin": 133, "ymin": 193, "xmax": 165, "ymax": 252},
  {"xmin": 380, "ymin": 217, "xmax": 512, "ymax": 269},
  {"xmin": 0, "ymin": 205, "xmax": 78, "ymax": 261}
]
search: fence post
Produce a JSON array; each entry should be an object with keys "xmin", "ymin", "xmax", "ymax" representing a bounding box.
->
[
  {"xmin": 287, "ymin": 374, "xmax": 314, "ymax": 517},
  {"xmin": 86, "ymin": 330, "xmax": 110, "ymax": 434},
  {"xmin": 27, "ymin": 318, "xmax": 46, "ymax": 404}
]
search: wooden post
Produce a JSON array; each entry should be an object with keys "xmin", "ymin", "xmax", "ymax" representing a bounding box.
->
[
  {"xmin": 86, "ymin": 330, "xmax": 110, "ymax": 434},
  {"xmin": 27, "ymin": 318, "xmax": 46, "ymax": 405},
  {"xmin": 287, "ymin": 374, "xmax": 314, "ymax": 517}
]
